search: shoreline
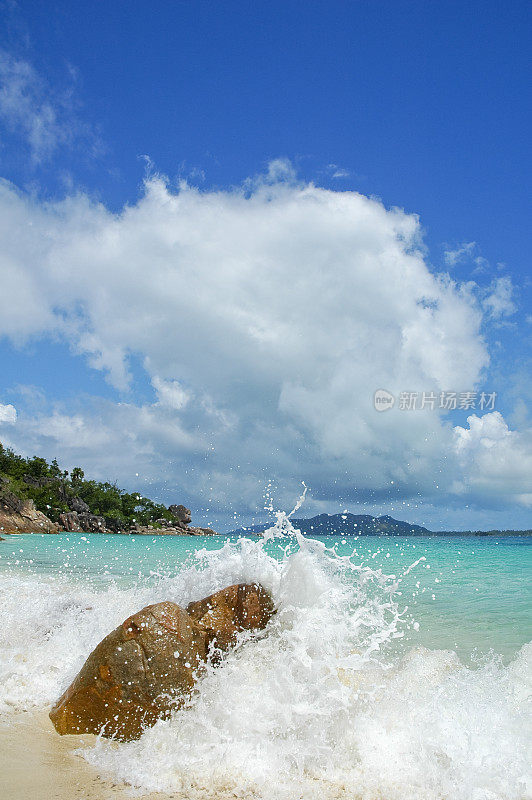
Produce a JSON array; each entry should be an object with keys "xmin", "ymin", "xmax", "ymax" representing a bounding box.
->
[
  {"xmin": 0, "ymin": 708, "xmax": 174, "ymax": 800},
  {"xmin": 2, "ymin": 529, "xmax": 531, "ymax": 538},
  {"xmin": 0, "ymin": 532, "xmax": 215, "ymax": 537}
]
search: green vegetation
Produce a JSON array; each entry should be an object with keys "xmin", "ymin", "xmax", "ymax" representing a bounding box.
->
[{"xmin": 0, "ymin": 442, "xmax": 172, "ymax": 529}]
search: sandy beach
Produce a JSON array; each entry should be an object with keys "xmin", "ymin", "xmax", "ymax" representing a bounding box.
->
[{"xmin": 0, "ymin": 710, "xmax": 173, "ymax": 800}]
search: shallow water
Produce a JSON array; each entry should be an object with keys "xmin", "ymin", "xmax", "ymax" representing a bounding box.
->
[{"xmin": 0, "ymin": 529, "xmax": 530, "ymax": 799}]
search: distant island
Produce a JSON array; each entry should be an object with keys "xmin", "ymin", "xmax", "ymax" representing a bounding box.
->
[
  {"xmin": 0, "ymin": 442, "xmax": 529, "ymax": 537},
  {"xmin": 228, "ymin": 512, "xmax": 532, "ymax": 538}
]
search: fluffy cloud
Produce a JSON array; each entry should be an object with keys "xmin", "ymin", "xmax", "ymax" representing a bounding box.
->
[
  {"xmin": 0, "ymin": 404, "xmax": 17, "ymax": 424},
  {"xmin": 453, "ymin": 412, "xmax": 532, "ymax": 506},
  {"xmin": 0, "ymin": 167, "xmax": 529, "ymax": 524}
]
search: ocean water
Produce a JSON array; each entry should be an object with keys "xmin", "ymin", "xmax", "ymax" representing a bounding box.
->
[{"xmin": 0, "ymin": 522, "xmax": 530, "ymax": 799}]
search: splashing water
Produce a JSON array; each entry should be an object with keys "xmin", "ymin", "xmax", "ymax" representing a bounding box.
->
[
  {"xmin": 0, "ymin": 500, "xmax": 530, "ymax": 800},
  {"xmin": 261, "ymin": 480, "xmax": 308, "ymax": 541}
]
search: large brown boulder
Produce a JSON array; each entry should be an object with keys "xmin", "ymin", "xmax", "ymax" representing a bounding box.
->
[
  {"xmin": 187, "ymin": 582, "xmax": 275, "ymax": 652},
  {"xmin": 50, "ymin": 584, "xmax": 275, "ymax": 741},
  {"xmin": 49, "ymin": 601, "xmax": 210, "ymax": 741}
]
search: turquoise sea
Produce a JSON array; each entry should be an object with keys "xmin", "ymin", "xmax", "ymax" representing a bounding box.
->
[
  {"xmin": 0, "ymin": 529, "xmax": 530, "ymax": 799},
  {"xmin": 1, "ymin": 531, "xmax": 530, "ymax": 660}
]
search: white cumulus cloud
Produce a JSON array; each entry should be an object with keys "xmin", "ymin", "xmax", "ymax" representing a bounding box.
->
[
  {"xmin": 453, "ymin": 412, "xmax": 532, "ymax": 506},
  {"xmin": 0, "ymin": 165, "xmax": 529, "ymax": 523}
]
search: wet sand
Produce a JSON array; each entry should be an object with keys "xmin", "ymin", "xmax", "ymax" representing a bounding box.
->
[{"xmin": 0, "ymin": 709, "xmax": 174, "ymax": 800}]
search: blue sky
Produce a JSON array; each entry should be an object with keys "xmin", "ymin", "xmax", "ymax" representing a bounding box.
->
[{"xmin": 0, "ymin": 0, "xmax": 531, "ymax": 530}]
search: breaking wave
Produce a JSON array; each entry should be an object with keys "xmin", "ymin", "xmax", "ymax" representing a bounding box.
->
[{"xmin": 0, "ymin": 508, "xmax": 530, "ymax": 799}]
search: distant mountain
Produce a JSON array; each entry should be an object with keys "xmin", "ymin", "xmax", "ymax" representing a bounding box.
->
[
  {"xmin": 229, "ymin": 513, "xmax": 431, "ymax": 537},
  {"xmin": 228, "ymin": 513, "xmax": 532, "ymax": 537}
]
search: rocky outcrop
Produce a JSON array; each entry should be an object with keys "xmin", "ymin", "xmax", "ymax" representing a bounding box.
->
[
  {"xmin": 127, "ymin": 524, "xmax": 218, "ymax": 536},
  {"xmin": 0, "ymin": 476, "xmax": 23, "ymax": 512},
  {"xmin": 58, "ymin": 511, "xmax": 81, "ymax": 532},
  {"xmin": 50, "ymin": 583, "xmax": 275, "ymax": 740},
  {"xmin": 0, "ymin": 475, "xmax": 58, "ymax": 533},
  {"xmin": 0, "ymin": 498, "xmax": 59, "ymax": 534},
  {"xmin": 128, "ymin": 504, "xmax": 212, "ymax": 535},
  {"xmin": 58, "ymin": 510, "xmax": 107, "ymax": 533},
  {"xmin": 128, "ymin": 506, "xmax": 218, "ymax": 536},
  {"xmin": 68, "ymin": 496, "xmax": 90, "ymax": 514},
  {"xmin": 189, "ymin": 526, "xmax": 218, "ymax": 536},
  {"xmin": 77, "ymin": 512, "xmax": 107, "ymax": 532},
  {"xmin": 168, "ymin": 504, "xmax": 192, "ymax": 527}
]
